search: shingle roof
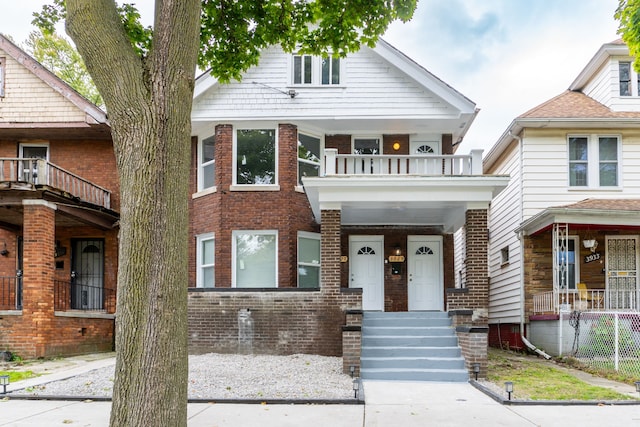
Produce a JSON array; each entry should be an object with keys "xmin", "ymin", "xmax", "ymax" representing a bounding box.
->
[
  {"xmin": 558, "ymin": 198, "xmax": 640, "ymax": 211},
  {"xmin": 518, "ymin": 90, "xmax": 640, "ymax": 119}
]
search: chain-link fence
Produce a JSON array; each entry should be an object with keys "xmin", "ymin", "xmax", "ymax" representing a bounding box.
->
[{"xmin": 567, "ymin": 311, "xmax": 640, "ymax": 378}]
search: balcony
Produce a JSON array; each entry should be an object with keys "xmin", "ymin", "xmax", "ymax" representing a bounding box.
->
[
  {"xmin": 323, "ymin": 148, "xmax": 483, "ymax": 176},
  {"xmin": 533, "ymin": 289, "xmax": 640, "ymax": 314},
  {"xmin": 0, "ymin": 158, "xmax": 111, "ymax": 209}
]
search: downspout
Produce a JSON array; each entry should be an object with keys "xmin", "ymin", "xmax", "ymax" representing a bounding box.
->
[{"xmin": 510, "ymin": 130, "xmax": 551, "ymax": 360}]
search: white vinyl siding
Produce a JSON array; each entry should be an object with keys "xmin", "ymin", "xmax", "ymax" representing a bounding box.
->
[
  {"xmin": 487, "ymin": 140, "xmax": 522, "ymax": 323},
  {"xmin": 192, "ymin": 46, "xmax": 461, "ymax": 122}
]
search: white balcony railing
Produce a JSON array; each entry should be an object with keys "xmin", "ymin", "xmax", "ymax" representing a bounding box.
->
[
  {"xmin": 323, "ymin": 148, "xmax": 483, "ymax": 176},
  {"xmin": 0, "ymin": 158, "xmax": 111, "ymax": 209},
  {"xmin": 533, "ymin": 289, "xmax": 640, "ymax": 314}
]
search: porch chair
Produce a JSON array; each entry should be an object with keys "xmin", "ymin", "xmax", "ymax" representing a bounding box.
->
[{"xmin": 577, "ymin": 282, "xmax": 603, "ymax": 310}]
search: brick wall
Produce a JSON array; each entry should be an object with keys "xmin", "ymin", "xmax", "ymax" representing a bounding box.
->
[
  {"xmin": 187, "ymin": 288, "xmax": 360, "ymax": 356},
  {"xmin": 456, "ymin": 326, "xmax": 489, "ymax": 380},
  {"xmin": 189, "ymin": 124, "xmax": 318, "ymax": 288},
  {"xmin": 446, "ymin": 209, "xmax": 489, "ymax": 325}
]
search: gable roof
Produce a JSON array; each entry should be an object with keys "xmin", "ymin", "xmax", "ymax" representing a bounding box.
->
[
  {"xmin": 0, "ymin": 34, "xmax": 108, "ymax": 138},
  {"xmin": 192, "ymin": 39, "xmax": 478, "ymax": 144},
  {"xmin": 519, "ymin": 90, "xmax": 640, "ymax": 119},
  {"xmin": 570, "ymin": 39, "xmax": 628, "ymax": 91}
]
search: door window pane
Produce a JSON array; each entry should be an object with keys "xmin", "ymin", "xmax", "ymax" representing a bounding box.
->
[
  {"xmin": 235, "ymin": 232, "xmax": 277, "ymax": 288},
  {"xmin": 236, "ymin": 129, "xmax": 276, "ymax": 184}
]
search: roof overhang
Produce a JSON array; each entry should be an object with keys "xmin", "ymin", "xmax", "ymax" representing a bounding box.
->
[
  {"xmin": 516, "ymin": 207, "xmax": 640, "ymax": 237},
  {"xmin": 570, "ymin": 43, "xmax": 630, "ymax": 91},
  {"xmin": 302, "ymin": 175, "xmax": 508, "ymax": 231}
]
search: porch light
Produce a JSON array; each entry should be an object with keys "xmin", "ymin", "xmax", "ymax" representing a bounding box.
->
[
  {"xmin": 473, "ymin": 363, "xmax": 480, "ymax": 380},
  {"xmin": 392, "ymin": 141, "xmax": 401, "ymax": 151},
  {"xmin": 635, "ymin": 381, "xmax": 640, "ymax": 395},
  {"xmin": 394, "ymin": 246, "xmax": 402, "ymax": 256},
  {"xmin": 353, "ymin": 378, "xmax": 359, "ymax": 399},
  {"xmin": 504, "ymin": 381, "xmax": 513, "ymax": 401},
  {"xmin": 0, "ymin": 375, "xmax": 8, "ymax": 394},
  {"xmin": 583, "ymin": 239, "xmax": 598, "ymax": 252}
]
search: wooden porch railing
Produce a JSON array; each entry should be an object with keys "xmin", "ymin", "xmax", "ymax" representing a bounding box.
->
[
  {"xmin": 533, "ymin": 289, "xmax": 640, "ymax": 314},
  {"xmin": 323, "ymin": 148, "xmax": 483, "ymax": 176},
  {"xmin": 0, "ymin": 158, "xmax": 111, "ymax": 209}
]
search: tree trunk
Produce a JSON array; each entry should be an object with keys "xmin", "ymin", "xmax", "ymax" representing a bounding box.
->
[{"xmin": 65, "ymin": 1, "xmax": 200, "ymax": 426}]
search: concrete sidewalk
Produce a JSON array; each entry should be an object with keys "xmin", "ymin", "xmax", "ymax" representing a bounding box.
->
[{"xmin": 2, "ymin": 381, "xmax": 640, "ymax": 426}]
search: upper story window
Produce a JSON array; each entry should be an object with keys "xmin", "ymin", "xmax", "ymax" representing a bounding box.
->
[
  {"xmin": 235, "ymin": 128, "xmax": 277, "ymax": 185},
  {"xmin": 620, "ymin": 61, "xmax": 632, "ymax": 96},
  {"xmin": 0, "ymin": 57, "xmax": 5, "ymax": 97},
  {"xmin": 19, "ymin": 142, "xmax": 49, "ymax": 184},
  {"xmin": 291, "ymin": 55, "xmax": 342, "ymax": 86},
  {"xmin": 298, "ymin": 132, "xmax": 321, "ymax": 185},
  {"xmin": 568, "ymin": 135, "xmax": 620, "ymax": 188},
  {"xmin": 354, "ymin": 137, "xmax": 380, "ymax": 154},
  {"xmin": 198, "ymin": 135, "xmax": 215, "ymax": 191},
  {"xmin": 196, "ymin": 233, "xmax": 215, "ymax": 288}
]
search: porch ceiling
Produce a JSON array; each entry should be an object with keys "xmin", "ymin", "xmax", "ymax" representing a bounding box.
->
[{"xmin": 303, "ymin": 175, "xmax": 508, "ymax": 231}]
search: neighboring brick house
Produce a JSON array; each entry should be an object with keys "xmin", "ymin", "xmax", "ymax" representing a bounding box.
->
[
  {"xmin": 187, "ymin": 40, "xmax": 508, "ymax": 375},
  {"xmin": 0, "ymin": 35, "xmax": 119, "ymax": 358},
  {"xmin": 484, "ymin": 39, "xmax": 640, "ymax": 355}
]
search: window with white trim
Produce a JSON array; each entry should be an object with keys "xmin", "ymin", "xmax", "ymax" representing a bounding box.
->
[
  {"xmin": 568, "ymin": 135, "xmax": 620, "ymax": 188},
  {"xmin": 298, "ymin": 132, "xmax": 321, "ymax": 185},
  {"xmin": 353, "ymin": 137, "xmax": 381, "ymax": 154},
  {"xmin": 298, "ymin": 231, "xmax": 320, "ymax": 288},
  {"xmin": 196, "ymin": 233, "xmax": 215, "ymax": 288},
  {"xmin": 233, "ymin": 230, "xmax": 277, "ymax": 288},
  {"xmin": 198, "ymin": 135, "xmax": 215, "ymax": 191},
  {"xmin": 620, "ymin": 61, "xmax": 632, "ymax": 96},
  {"xmin": 291, "ymin": 55, "xmax": 342, "ymax": 85},
  {"xmin": 235, "ymin": 128, "xmax": 277, "ymax": 185},
  {"xmin": 557, "ymin": 237, "xmax": 579, "ymax": 290}
]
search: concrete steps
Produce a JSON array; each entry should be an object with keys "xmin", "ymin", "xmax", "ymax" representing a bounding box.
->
[{"xmin": 360, "ymin": 312, "xmax": 468, "ymax": 382}]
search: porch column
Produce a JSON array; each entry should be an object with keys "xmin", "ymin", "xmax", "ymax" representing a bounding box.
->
[
  {"xmin": 22, "ymin": 200, "xmax": 57, "ymax": 358},
  {"xmin": 320, "ymin": 209, "xmax": 341, "ymax": 295},
  {"xmin": 447, "ymin": 208, "xmax": 489, "ymax": 324}
]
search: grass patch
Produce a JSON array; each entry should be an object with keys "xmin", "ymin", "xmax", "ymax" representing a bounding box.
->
[
  {"xmin": 487, "ymin": 349, "xmax": 636, "ymax": 401},
  {"xmin": 0, "ymin": 370, "xmax": 37, "ymax": 383}
]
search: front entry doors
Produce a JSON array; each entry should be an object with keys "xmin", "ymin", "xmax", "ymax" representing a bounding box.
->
[
  {"xmin": 71, "ymin": 239, "xmax": 105, "ymax": 310},
  {"xmin": 605, "ymin": 235, "xmax": 639, "ymax": 310},
  {"xmin": 350, "ymin": 236, "xmax": 384, "ymax": 311},
  {"xmin": 408, "ymin": 236, "xmax": 443, "ymax": 311}
]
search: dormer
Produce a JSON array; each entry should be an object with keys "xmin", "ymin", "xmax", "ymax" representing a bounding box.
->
[{"xmin": 570, "ymin": 40, "xmax": 640, "ymax": 112}]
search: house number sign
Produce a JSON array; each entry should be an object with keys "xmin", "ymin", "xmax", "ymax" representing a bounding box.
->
[{"xmin": 584, "ymin": 252, "xmax": 601, "ymax": 263}]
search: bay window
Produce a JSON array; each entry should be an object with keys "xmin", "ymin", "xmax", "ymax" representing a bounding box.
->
[
  {"xmin": 196, "ymin": 233, "xmax": 215, "ymax": 288},
  {"xmin": 235, "ymin": 129, "xmax": 277, "ymax": 185},
  {"xmin": 298, "ymin": 132, "xmax": 321, "ymax": 185},
  {"xmin": 199, "ymin": 135, "xmax": 216, "ymax": 191}
]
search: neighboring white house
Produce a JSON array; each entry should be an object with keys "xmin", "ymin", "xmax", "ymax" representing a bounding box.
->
[{"xmin": 483, "ymin": 39, "xmax": 640, "ymax": 354}]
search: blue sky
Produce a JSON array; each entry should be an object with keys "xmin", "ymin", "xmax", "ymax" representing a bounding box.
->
[{"xmin": 2, "ymin": 0, "xmax": 622, "ymax": 152}]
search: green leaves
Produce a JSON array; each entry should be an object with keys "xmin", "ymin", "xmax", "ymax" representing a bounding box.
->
[
  {"xmin": 32, "ymin": 0, "xmax": 417, "ymax": 83},
  {"xmin": 616, "ymin": 0, "xmax": 640, "ymax": 72}
]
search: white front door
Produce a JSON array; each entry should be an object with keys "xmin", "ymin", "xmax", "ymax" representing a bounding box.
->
[
  {"xmin": 350, "ymin": 236, "xmax": 384, "ymax": 311},
  {"xmin": 408, "ymin": 236, "xmax": 443, "ymax": 311}
]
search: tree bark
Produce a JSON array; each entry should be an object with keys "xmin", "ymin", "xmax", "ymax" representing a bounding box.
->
[{"xmin": 65, "ymin": 1, "xmax": 200, "ymax": 426}]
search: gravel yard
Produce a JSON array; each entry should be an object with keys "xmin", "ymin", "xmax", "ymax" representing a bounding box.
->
[{"xmin": 16, "ymin": 353, "xmax": 355, "ymax": 400}]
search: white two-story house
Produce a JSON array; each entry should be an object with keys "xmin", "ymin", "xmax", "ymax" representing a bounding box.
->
[{"xmin": 484, "ymin": 39, "xmax": 640, "ymax": 355}]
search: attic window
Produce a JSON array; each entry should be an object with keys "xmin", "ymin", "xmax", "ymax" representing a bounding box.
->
[
  {"xmin": 291, "ymin": 55, "xmax": 342, "ymax": 86},
  {"xmin": 0, "ymin": 57, "xmax": 5, "ymax": 97},
  {"xmin": 619, "ymin": 61, "xmax": 632, "ymax": 96}
]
